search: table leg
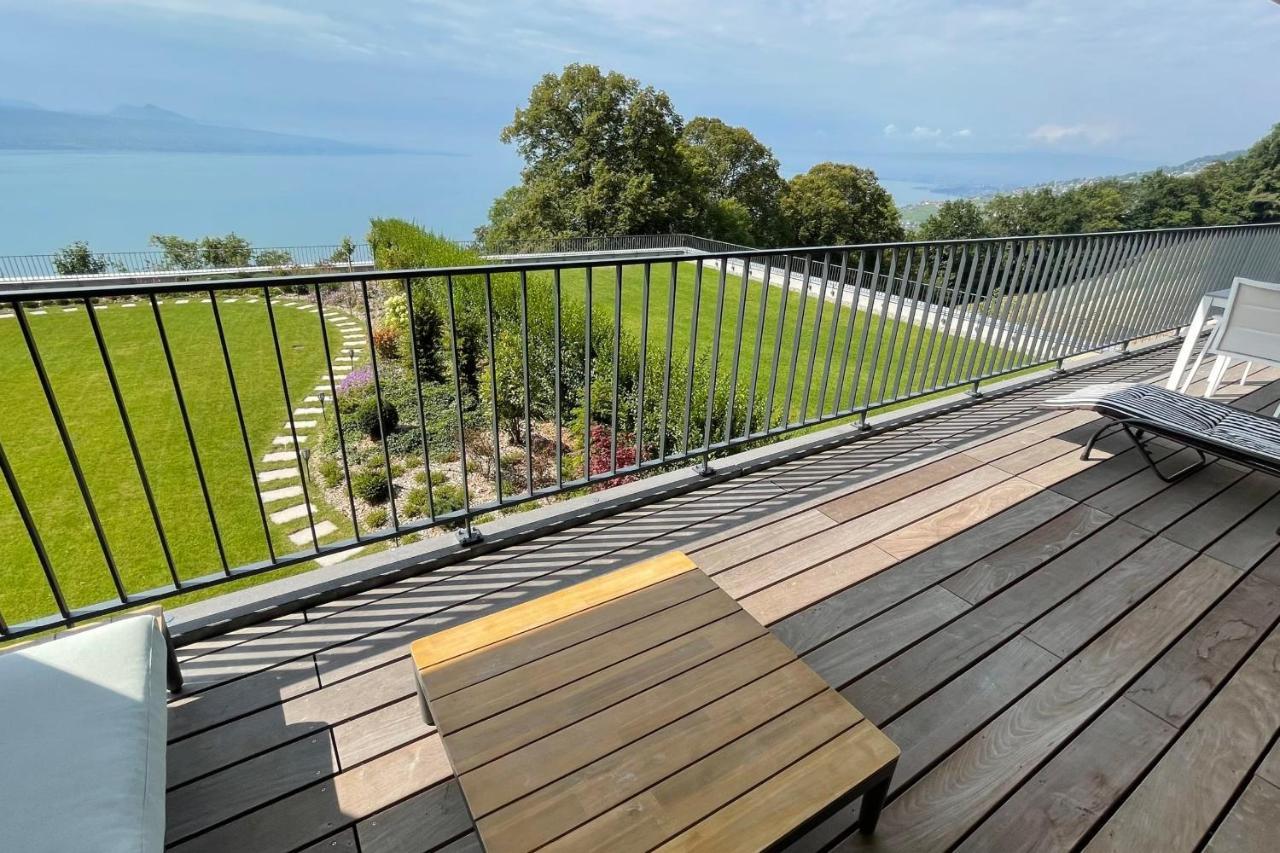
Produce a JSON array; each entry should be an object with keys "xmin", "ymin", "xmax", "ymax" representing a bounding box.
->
[
  {"xmin": 1166, "ymin": 297, "xmax": 1210, "ymax": 390},
  {"xmin": 859, "ymin": 770, "xmax": 893, "ymax": 835}
]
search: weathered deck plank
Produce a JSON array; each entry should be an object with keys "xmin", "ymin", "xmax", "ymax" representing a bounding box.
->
[{"xmin": 163, "ymin": 351, "xmax": 1280, "ymax": 853}]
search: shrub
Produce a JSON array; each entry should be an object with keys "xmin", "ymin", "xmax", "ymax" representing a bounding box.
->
[
  {"xmin": 587, "ymin": 423, "xmax": 639, "ymax": 491},
  {"xmin": 364, "ymin": 507, "xmax": 389, "ymax": 528},
  {"xmin": 315, "ymin": 456, "xmax": 341, "ymax": 488},
  {"xmin": 373, "ymin": 325, "xmax": 400, "ymax": 360},
  {"xmin": 352, "ymin": 397, "xmax": 399, "ymax": 440},
  {"xmin": 254, "ymin": 248, "xmax": 293, "ymax": 269},
  {"xmin": 351, "ymin": 466, "xmax": 391, "ymax": 504},
  {"xmin": 337, "ymin": 366, "xmax": 374, "ymax": 399},
  {"xmin": 404, "ymin": 486, "xmax": 431, "ymax": 519},
  {"xmin": 53, "ymin": 241, "xmax": 112, "ymax": 275},
  {"xmin": 432, "ymin": 482, "xmax": 466, "ymax": 516}
]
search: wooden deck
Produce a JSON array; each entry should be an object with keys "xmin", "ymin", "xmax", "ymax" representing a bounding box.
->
[{"xmin": 165, "ymin": 342, "xmax": 1280, "ymax": 853}]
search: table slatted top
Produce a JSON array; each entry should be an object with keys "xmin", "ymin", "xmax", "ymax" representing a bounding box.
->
[{"xmin": 412, "ymin": 551, "xmax": 898, "ymax": 853}]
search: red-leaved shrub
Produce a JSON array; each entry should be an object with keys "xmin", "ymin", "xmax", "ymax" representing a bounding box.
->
[{"xmin": 587, "ymin": 424, "xmax": 639, "ymax": 491}]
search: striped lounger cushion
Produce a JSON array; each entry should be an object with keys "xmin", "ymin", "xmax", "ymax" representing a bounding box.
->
[{"xmin": 1042, "ymin": 382, "xmax": 1280, "ymax": 466}]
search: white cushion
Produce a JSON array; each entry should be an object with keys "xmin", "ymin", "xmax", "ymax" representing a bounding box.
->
[{"xmin": 0, "ymin": 615, "xmax": 167, "ymax": 853}]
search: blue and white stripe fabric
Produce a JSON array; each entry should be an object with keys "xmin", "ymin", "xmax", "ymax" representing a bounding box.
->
[{"xmin": 1043, "ymin": 382, "xmax": 1280, "ymax": 465}]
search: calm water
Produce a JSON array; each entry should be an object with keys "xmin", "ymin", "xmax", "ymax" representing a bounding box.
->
[
  {"xmin": 0, "ymin": 151, "xmax": 516, "ymax": 254},
  {"xmin": 0, "ymin": 151, "xmax": 962, "ymax": 256}
]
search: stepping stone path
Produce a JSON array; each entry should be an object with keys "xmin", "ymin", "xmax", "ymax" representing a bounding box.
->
[
  {"xmin": 247, "ymin": 307, "xmax": 377, "ymax": 568},
  {"xmin": 289, "ymin": 520, "xmax": 337, "ymax": 546},
  {"xmin": 260, "ymin": 485, "xmax": 304, "ymax": 503},
  {"xmin": 269, "ymin": 502, "xmax": 317, "ymax": 524}
]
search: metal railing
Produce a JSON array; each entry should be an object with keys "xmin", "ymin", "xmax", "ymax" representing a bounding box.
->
[
  {"xmin": 477, "ymin": 233, "xmax": 755, "ymax": 258},
  {"xmin": 1, "ymin": 223, "xmax": 1278, "ymax": 638},
  {"xmin": 0, "ymin": 243, "xmax": 376, "ymax": 283}
]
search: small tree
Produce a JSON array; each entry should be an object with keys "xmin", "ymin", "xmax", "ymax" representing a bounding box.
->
[
  {"xmin": 150, "ymin": 234, "xmax": 201, "ymax": 269},
  {"xmin": 52, "ymin": 241, "xmax": 112, "ymax": 276},
  {"xmin": 199, "ymin": 232, "xmax": 253, "ymax": 267},
  {"xmin": 329, "ymin": 236, "xmax": 357, "ymax": 267},
  {"xmin": 254, "ymin": 248, "xmax": 293, "ymax": 268}
]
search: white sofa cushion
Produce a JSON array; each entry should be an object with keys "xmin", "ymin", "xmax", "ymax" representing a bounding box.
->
[{"xmin": 0, "ymin": 614, "xmax": 167, "ymax": 853}]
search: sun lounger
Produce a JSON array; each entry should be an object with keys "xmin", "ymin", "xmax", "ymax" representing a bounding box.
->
[{"xmin": 1042, "ymin": 382, "xmax": 1280, "ymax": 483}]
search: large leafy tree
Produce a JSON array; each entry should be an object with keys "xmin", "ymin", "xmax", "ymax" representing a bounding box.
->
[
  {"xmin": 916, "ymin": 199, "xmax": 989, "ymax": 241},
  {"xmin": 780, "ymin": 162, "xmax": 904, "ymax": 246},
  {"xmin": 679, "ymin": 117, "xmax": 785, "ymax": 246},
  {"xmin": 485, "ymin": 65, "xmax": 700, "ymax": 245}
]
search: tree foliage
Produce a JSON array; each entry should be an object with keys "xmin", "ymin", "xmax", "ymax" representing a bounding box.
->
[
  {"xmin": 921, "ymin": 123, "xmax": 1280, "ymax": 239},
  {"xmin": 679, "ymin": 116, "xmax": 785, "ymax": 246},
  {"xmin": 253, "ymin": 248, "xmax": 293, "ymax": 268},
  {"xmin": 52, "ymin": 241, "xmax": 115, "ymax": 276},
  {"xmin": 481, "ymin": 64, "xmax": 907, "ymax": 251},
  {"xmin": 486, "ymin": 64, "xmax": 700, "ymax": 246},
  {"xmin": 780, "ymin": 162, "xmax": 904, "ymax": 246},
  {"xmin": 915, "ymin": 199, "xmax": 989, "ymax": 241},
  {"xmin": 150, "ymin": 232, "xmax": 254, "ymax": 269}
]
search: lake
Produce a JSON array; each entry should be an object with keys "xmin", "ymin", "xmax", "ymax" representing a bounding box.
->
[
  {"xmin": 0, "ymin": 151, "xmax": 516, "ymax": 255},
  {"xmin": 0, "ymin": 150, "xmax": 959, "ymax": 256}
]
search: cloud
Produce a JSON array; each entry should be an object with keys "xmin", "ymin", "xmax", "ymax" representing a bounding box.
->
[
  {"xmin": 883, "ymin": 124, "xmax": 898, "ymax": 135},
  {"xmin": 48, "ymin": 0, "xmax": 378, "ymax": 54},
  {"xmin": 952, "ymin": 128, "xmax": 973, "ymax": 138},
  {"xmin": 910, "ymin": 125, "xmax": 943, "ymax": 139},
  {"xmin": 1028, "ymin": 123, "xmax": 1118, "ymax": 145}
]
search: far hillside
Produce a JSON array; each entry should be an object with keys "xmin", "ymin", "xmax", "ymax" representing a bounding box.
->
[{"xmin": 901, "ymin": 126, "xmax": 1277, "ymax": 240}]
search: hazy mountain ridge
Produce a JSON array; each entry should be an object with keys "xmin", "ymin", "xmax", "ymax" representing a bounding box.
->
[{"xmin": 0, "ymin": 101, "xmax": 398, "ymax": 154}]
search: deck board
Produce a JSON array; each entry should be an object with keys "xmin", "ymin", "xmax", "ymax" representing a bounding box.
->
[{"xmin": 164, "ymin": 348, "xmax": 1280, "ymax": 852}]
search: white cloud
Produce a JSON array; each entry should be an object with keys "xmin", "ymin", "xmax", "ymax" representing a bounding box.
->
[
  {"xmin": 883, "ymin": 123, "xmax": 898, "ymax": 135},
  {"xmin": 53, "ymin": 0, "xmax": 377, "ymax": 54},
  {"xmin": 910, "ymin": 126, "xmax": 943, "ymax": 139},
  {"xmin": 1028, "ymin": 122, "xmax": 1118, "ymax": 144},
  {"xmin": 952, "ymin": 128, "xmax": 973, "ymax": 138}
]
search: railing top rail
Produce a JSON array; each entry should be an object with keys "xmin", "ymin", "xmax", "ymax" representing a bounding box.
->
[{"xmin": 3, "ymin": 221, "xmax": 1276, "ymax": 301}]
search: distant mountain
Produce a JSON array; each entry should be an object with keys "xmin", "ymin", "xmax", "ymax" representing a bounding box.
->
[
  {"xmin": 107, "ymin": 103, "xmax": 197, "ymax": 124},
  {"xmin": 0, "ymin": 101, "xmax": 399, "ymax": 155}
]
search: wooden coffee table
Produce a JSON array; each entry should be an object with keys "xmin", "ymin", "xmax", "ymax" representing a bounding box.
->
[{"xmin": 411, "ymin": 551, "xmax": 898, "ymax": 852}]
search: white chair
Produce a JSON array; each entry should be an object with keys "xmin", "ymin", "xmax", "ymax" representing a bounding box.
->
[{"xmin": 1185, "ymin": 277, "xmax": 1280, "ymax": 412}]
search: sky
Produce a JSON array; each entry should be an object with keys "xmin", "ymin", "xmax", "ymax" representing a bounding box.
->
[{"xmin": 1, "ymin": 0, "xmax": 1279, "ymax": 194}]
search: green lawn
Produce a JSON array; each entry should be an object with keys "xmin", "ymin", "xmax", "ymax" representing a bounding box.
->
[
  {"xmin": 0, "ymin": 297, "xmax": 346, "ymax": 625},
  {"xmin": 0, "ymin": 266, "xmax": 1020, "ymax": 630},
  {"xmin": 551, "ymin": 259, "xmax": 1018, "ymax": 427}
]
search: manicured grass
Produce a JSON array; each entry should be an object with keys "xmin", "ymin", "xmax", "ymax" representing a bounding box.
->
[
  {"xmin": 0, "ymin": 268, "xmax": 1017, "ymax": 630},
  {"xmin": 554, "ymin": 260, "xmax": 1017, "ymax": 426},
  {"xmin": 0, "ymin": 297, "xmax": 345, "ymax": 626}
]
